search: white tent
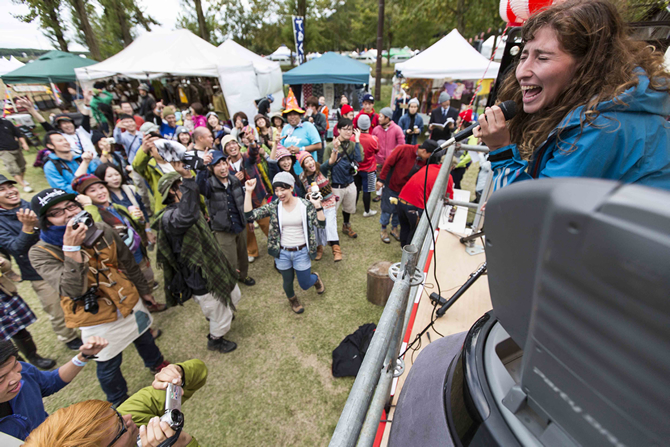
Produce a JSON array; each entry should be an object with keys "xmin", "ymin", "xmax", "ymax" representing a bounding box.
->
[
  {"xmin": 396, "ymin": 29, "xmax": 500, "ymax": 80},
  {"xmin": 75, "ymin": 29, "xmax": 261, "ymax": 120},
  {"xmin": 217, "ymin": 39, "xmax": 284, "ymax": 112},
  {"xmin": 481, "ymin": 35, "xmax": 505, "ymax": 62},
  {"xmin": 0, "ymin": 56, "xmax": 25, "ymax": 76},
  {"xmin": 665, "ymin": 46, "xmax": 670, "ymax": 71}
]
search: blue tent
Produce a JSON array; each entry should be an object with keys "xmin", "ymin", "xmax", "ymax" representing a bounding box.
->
[{"xmin": 283, "ymin": 52, "xmax": 370, "ymax": 85}]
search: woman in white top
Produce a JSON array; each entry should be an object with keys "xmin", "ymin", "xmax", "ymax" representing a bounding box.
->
[{"xmin": 244, "ymin": 172, "xmax": 326, "ymax": 314}]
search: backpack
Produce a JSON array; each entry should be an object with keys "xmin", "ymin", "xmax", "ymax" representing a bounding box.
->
[{"xmin": 332, "ymin": 323, "xmax": 377, "ymax": 377}]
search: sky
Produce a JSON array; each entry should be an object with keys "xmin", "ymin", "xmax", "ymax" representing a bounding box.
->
[{"xmin": 0, "ymin": 0, "xmax": 183, "ymax": 52}]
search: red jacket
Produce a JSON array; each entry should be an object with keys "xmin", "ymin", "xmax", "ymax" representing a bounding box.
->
[
  {"xmin": 372, "ymin": 122, "xmax": 406, "ymax": 165},
  {"xmin": 399, "ymin": 164, "xmax": 454, "ymax": 209},
  {"xmin": 379, "ymin": 144, "xmax": 426, "ymax": 193},
  {"xmin": 353, "ymin": 110, "xmax": 379, "ymax": 131},
  {"xmin": 352, "ymin": 133, "xmax": 379, "ymax": 172}
]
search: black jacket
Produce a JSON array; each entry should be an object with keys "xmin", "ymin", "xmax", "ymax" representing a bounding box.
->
[
  {"xmin": 139, "ymin": 94, "xmax": 157, "ymax": 118},
  {"xmin": 195, "ymin": 169, "xmax": 246, "ymax": 233},
  {"xmin": 428, "ymin": 106, "xmax": 459, "ymax": 141},
  {"xmin": 0, "ymin": 200, "xmax": 42, "ymax": 281},
  {"xmin": 303, "ymin": 112, "xmax": 327, "ymax": 140}
]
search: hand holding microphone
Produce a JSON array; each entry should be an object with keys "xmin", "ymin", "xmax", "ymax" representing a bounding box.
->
[{"xmin": 473, "ymin": 103, "xmax": 515, "ymax": 151}]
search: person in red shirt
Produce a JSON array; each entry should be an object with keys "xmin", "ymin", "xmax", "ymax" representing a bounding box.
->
[
  {"xmin": 398, "ymin": 159, "xmax": 454, "ymax": 247},
  {"xmin": 376, "ymin": 140, "xmax": 433, "ymax": 243},
  {"xmin": 114, "ymin": 101, "xmax": 144, "ymax": 132},
  {"xmin": 352, "ymin": 114, "xmax": 379, "ymax": 217},
  {"xmin": 353, "ymin": 93, "xmax": 379, "ymax": 131}
]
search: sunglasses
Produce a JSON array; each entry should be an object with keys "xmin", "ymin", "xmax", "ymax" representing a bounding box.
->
[
  {"xmin": 46, "ymin": 203, "xmax": 81, "ymax": 218},
  {"xmin": 107, "ymin": 409, "xmax": 127, "ymax": 447}
]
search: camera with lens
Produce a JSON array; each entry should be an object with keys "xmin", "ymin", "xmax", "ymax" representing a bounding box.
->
[
  {"xmin": 71, "ymin": 210, "xmax": 94, "ymax": 230},
  {"xmin": 181, "ymin": 151, "xmax": 203, "ymax": 171},
  {"xmin": 241, "ymin": 118, "xmax": 249, "ymax": 127},
  {"xmin": 73, "ymin": 286, "xmax": 100, "ymax": 314},
  {"xmin": 70, "ymin": 210, "xmax": 104, "ymax": 248},
  {"xmin": 137, "ymin": 383, "xmax": 184, "ymax": 447},
  {"xmin": 349, "ymin": 161, "xmax": 359, "ymax": 176}
]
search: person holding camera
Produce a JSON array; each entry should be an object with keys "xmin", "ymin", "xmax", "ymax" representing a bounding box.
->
[
  {"xmin": 0, "ymin": 336, "xmax": 108, "ymax": 441},
  {"xmin": 154, "ymin": 165, "xmax": 241, "ymax": 353},
  {"xmin": 23, "ymin": 359, "xmax": 207, "ymax": 447},
  {"xmin": 132, "ymin": 128, "xmax": 178, "ymax": 214},
  {"xmin": 322, "ymin": 118, "xmax": 362, "ymax": 239},
  {"xmin": 244, "ymin": 174, "xmax": 326, "ymax": 314},
  {"xmin": 197, "ymin": 150, "xmax": 256, "ymax": 287},
  {"xmin": 28, "ymin": 188, "xmax": 168, "ymax": 407}
]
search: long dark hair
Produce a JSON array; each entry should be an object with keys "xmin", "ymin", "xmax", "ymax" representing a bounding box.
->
[{"xmin": 498, "ymin": 0, "xmax": 670, "ymax": 160}]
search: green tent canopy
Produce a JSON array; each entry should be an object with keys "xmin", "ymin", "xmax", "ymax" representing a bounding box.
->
[
  {"xmin": 1, "ymin": 50, "xmax": 97, "ymax": 84},
  {"xmin": 283, "ymin": 52, "xmax": 370, "ymax": 85}
]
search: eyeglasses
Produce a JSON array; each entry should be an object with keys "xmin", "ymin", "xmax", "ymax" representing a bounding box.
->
[
  {"xmin": 107, "ymin": 410, "xmax": 127, "ymax": 447},
  {"xmin": 46, "ymin": 203, "xmax": 81, "ymax": 218}
]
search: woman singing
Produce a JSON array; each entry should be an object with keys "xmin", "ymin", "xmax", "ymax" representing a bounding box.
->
[{"xmin": 476, "ymin": 0, "xmax": 670, "ymax": 191}]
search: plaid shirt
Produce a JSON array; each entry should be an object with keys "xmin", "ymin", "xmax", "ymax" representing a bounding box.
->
[{"xmin": 0, "ymin": 290, "xmax": 36, "ymax": 340}]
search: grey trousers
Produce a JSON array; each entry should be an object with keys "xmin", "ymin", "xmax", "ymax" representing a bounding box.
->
[
  {"xmin": 31, "ymin": 280, "xmax": 79, "ymax": 342},
  {"xmin": 214, "ymin": 228, "xmax": 249, "ymax": 279}
]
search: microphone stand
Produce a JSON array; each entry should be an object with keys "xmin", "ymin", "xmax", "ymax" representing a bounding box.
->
[{"xmin": 434, "ymin": 262, "xmax": 487, "ymax": 318}]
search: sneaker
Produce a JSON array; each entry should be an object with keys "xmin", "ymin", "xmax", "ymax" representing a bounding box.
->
[
  {"xmin": 313, "ymin": 272, "xmax": 325, "ymax": 294},
  {"xmin": 207, "ymin": 334, "xmax": 237, "ymax": 353},
  {"xmin": 23, "ymin": 186, "xmax": 33, "ymax": 193},
  {"xmin": 145, "ymin": 301, "xmax": 167, "ymax": 313},
  {"xmin": 288, "ymin": 296, "xmax": 304, "ymax": 314},
  {"xmin": 65, "ymin": 337, "xmax": 83, "ymax": 351},
  {"xmin": 150, "ymin": 360, "xmax": 170, "ymax": 374},
  {"xmin": 152, "ymin": 281, "xmax": 160, "ymax": 290},
  {"xmin": 373, "ymin": 196, "xmax": 382, "ymax": 202},
  {"xmin": 342, "ymin": 223, "xmax": 358, "ymax": 239},
  {"xmin": 248, "ymin": 256, "xmax": 256, "ymax": 263},
  {"xmin": 151, "ymin": 328, "xmax": 162, "ymax": 340},
  {"xmin": 239, "ymin": 276, "xmax": 256, "ymax": 286},
  {"xmin": 390, "ymin": 226, "xmax": 400, "ymax": 241},
  {"xmin": 381, "ymin": 229, "xmax": 391, "ymax": 244},
  {"xmin": 6, "ymin": 271, "xmax": 22, "ymax": 282},
  {"xmin": 27, "ymin": 354, "xmax": 56, "ymax": 370},
  {"xmin": 24, "ymin": 180, "xmax": 30, "ymax": 186},
  {"xmin": 363, "ymin": 210, "xmax": 378, "ymax": 217}
]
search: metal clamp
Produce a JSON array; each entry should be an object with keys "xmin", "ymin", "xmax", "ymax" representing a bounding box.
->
[
  {"xmin": 391, "ymin": 358, "xmax": 405, "ymax": 377},
  {"xmin": 388, "ymin": 262, "xmax": 423, "ymax": 285}
]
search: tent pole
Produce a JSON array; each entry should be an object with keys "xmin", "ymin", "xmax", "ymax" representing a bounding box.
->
[{"xmin": 374, "ymin": 0, "xmax": 385, "ymax": 101}]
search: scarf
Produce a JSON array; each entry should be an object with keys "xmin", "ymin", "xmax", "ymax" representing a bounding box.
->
[
  {"xmin": 40, "ymin": 225, "xmax": 67, "ymax": 246},
  {"xmin": 153, "ymin": 207, "xmax": 236, "ymax": 308}
]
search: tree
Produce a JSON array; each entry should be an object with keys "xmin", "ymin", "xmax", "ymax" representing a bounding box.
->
[
  {"xmin": 194, "ymin": 0, "xmax": 210, "ymax": 41},
  {"xmin": 12, "ymin": 0, "xmax": 70, "ymax": 52},
  {"xmin": 68, "ymin": 0, "xmax": 101, "ymax": 60}
]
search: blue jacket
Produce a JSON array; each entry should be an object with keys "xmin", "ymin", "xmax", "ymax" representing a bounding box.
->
[
  {"xmin": 43, "ymin": 153, "xmax": 95, "ymax": 194},
  {"xmin": 398, "ymin": 113, "xmax": 425, "ymax": 145},
  {"xmin": 0, "ymin": 200, "xmax": 41, "ymax": 281},
  {"xmin": 490, "ymin": 74, "xmax": 670, "ymax": 191},
  {"xmin": 322, "ymin": 140, "xmax": 363, "ymax": 186},
  {"xmin": 0, "ymin": 362, "xmax": 68, "ymax": 440}
]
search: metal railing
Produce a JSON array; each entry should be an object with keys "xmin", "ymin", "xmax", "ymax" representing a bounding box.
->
[{"xmin": 329, "ymin": 145, "xmax": 457, "ymax": 447}]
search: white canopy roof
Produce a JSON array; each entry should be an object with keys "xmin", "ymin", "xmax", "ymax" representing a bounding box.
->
[
  {"xmin": 75, "ymin": 29, "xmax": 262, "ymax": 120},
  {"xmin": 271, "ymin": 45, "xmax": 292, "ymax": 57},
  {"xmin": 396, "ymin": 29, "xmax": 500, "ymax": 80},
  {"xmin": 481, "ymin": 35, "xmax": 505, "ymax": 62},
  {"xmin": 0, "ymin": 56, "xmax": 25, "ymax": 76}
]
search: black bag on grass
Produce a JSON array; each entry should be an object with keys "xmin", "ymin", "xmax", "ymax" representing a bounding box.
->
[{"xmin": 332, "ymin": 323, "xmax": 376, "ymax": 377}]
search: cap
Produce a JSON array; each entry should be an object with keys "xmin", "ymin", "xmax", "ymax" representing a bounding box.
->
[
  {"xmin": 272, "ymin": 171, "xmax": 295, "ymax": 188},
  {"xmin": 419, "ymin": 139, "xmax": 439, "ymax": 153},
  {"xmin": 0, "ymin": 175, "xmax": 17, "ymax": 187},
  {"xmin": 162, "ymin": 106, "xmax": 176, "ymax": 117},
  {"xmin": 175, "ymin": 126, "xmax": 190, "ymax": 136},
  {"xmin": 459, "ymin": 109, "xmax": 473, "ymax": 123},
  {"xmin": 54, "ymin": 114, "xmax": 74, "ymax": 126},
  {"xmin": 275, "ymin": 147, "xmax": 291, "ymax": 161},
  {"xmin": 283, "ymin": 88, "xmax": 305, "ymax": 115},
  {"xmin": 220, "ymin": 135, "xmax": 238, "ymax": 153},
  {"xmin": 31, "ymin": 188, "xmax": 76, "ymax": 217},
  {"xmin": 438, "ymin": 91, "xmax": 451, "ymax": 103},
  {"xmin": 270, "ymin": 111, "xmax": 285, "ymax": 124},
  {"xmin": 341, "ymin": 104, "xmax": 354, "ymax": 115},
  {"xmin": 380, "ymin": 107, "xmax": 393, "ymax": 119},
  {"xmin": 206, "ymin": 111, "xmax": 218, "ymax": 120},
  {"xmin": 157, "ymin": 171, "xmax": 182, "ymax": 204},
  {"xmin": 362, "ymin": 93, "xmax": 374, "ymax": 103},
  {"xmin": 358, "ymin": 114, "xmax": 371, "ymax": 130},
  {"xmin": 71, "ymin": 174, "xmax": 105, "ymax": 195},
  {"xmin": 296, "ymin": 151, "xmax": 313, "ymax": 167},
  {"xmin": 138, "ymin": 83, "xmax": 150, "ymax": 92},
  {"xmin": 140, "ymin": 122, "xmax": 160, "ymax": 135},
  {"xmin": 91, "ymin": 130, "xmax": 105, "ymax": 146},
  {"xmin": 408, "ymin": 98, "xmax": 420, "ymax": 107},
  {"xmin": 208, "ymin": 150, "xmax": 228, "ymax": 166}
]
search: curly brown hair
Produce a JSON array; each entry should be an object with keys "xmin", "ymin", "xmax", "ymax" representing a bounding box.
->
[{"xmin": 498, "ymin": 0, "xmax": 670, "ymax": 160}]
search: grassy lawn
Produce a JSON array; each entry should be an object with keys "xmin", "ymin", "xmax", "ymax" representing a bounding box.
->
[{"xmin": 5, "ymin": 123, "xmax": 479, "ymax": 445}]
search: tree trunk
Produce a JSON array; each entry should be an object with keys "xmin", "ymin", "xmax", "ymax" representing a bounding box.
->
[
  {"xmin": 386, "ymin": 32, "xmax": 393, "ymax": 67},
  {"xmin": 375, "ymin": 0, "xmax": 385, "ymax": 101},
  {"xmin": 71, "ymin": 0, "xmax": 101, "ymax": 60},
  {"xmin": 457, "ymin": 0, "xmax": 466, "ymax": 33},
  {"xmin": 44, "ymin": 0, "xmax": 69, "ymax": 52},
  {"xmin": 194, "ymin": 0, "xmax": 210, "ymax": 42},
  {"xmin": 114, "ymin": 0, "xmax": 133, "ymax": 46}
]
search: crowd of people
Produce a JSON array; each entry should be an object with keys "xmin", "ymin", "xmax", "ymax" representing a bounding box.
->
[{"xmin": 0, "ymin": 0, "xmax": 667, "ymax": 443}]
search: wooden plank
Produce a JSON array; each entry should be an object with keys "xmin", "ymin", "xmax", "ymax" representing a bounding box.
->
[{"xmin": 379, "ymin": 229, "xmax": 491, "ymax": 446}]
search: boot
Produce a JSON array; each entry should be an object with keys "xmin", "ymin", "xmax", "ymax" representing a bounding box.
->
[
  {"xmin": 287, "ymin": 296, "xmax": 304, "ymax": 314},
  {"xmin": 380, "ymin": 228, "xmax": 391, "ymax": 244},
  {"xmin": 390, "ymin": 226, "xmax": 401, "ymax": 241},
  {"xmin": 342, "ymin": 223, "xmax": 358, "ymax": 239},
  {"xmin": 313, "ymin": 272, "xmax": 325, "ymax": 294},
  {"xmin": 12, "ymin": 331, "xmax": 56, "ymax": 370},
  {"xmin": 315, "ymin": 245, "xmax": 324, "ymax": 261},
  {"xmin": 332, "ymin": 244, "xmax": 342, "ymax": 262},
  {"xmin": 207, "ymin": 334, "xmax": 237, "ymax": 353}
]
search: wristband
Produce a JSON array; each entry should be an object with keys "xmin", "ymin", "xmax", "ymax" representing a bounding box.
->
[
  {"xmin": 72, "ymin": 355, "xmax": 88, "ymax": 367},
  {"xmin": 145, "ymin": 228, "xmax": 152, "ymax": 233},
  {"xmin": 62, "ymin": 245, "xmax": 81, "ymax": 252},
  {"xmin": 315, "ymin": 207, "xmax": 324, "ymax": 212}
]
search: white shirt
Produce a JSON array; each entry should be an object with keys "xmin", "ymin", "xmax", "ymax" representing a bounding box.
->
[
  {"xmin": 230, "ymin": 158, "xmax": 243, "ymax": 172},
  {"xmin": 280, "ymin": 205, "xmax": 306, "ymax": 247}
]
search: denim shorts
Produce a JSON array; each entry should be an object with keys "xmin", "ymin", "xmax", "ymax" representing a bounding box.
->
[{"xmin": 275, "ymin": 246, "xmax": 312, "ymax": 271}]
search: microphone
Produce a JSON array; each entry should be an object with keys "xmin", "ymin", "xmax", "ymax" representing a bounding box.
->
[{"xmin": 430, "ymin": 100, "xmax": 518, "ymax": 161}]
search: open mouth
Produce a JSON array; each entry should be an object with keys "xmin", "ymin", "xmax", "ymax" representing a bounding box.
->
[
  {"xmin": 9, "ymin": 382, "xmax": 21, "ymax": 394},
  {"xmin": 521, "ymin": 85, "xmax": 543, "ymax": 102}
]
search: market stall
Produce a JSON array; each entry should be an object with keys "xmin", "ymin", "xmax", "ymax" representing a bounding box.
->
[
  {"xmin": 283, "ymin": 52, "xmax": 371, "ymax": 112},
  {"xmin": 75, "ymin": 29, "xmax": 262, "ymax": 120}
]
